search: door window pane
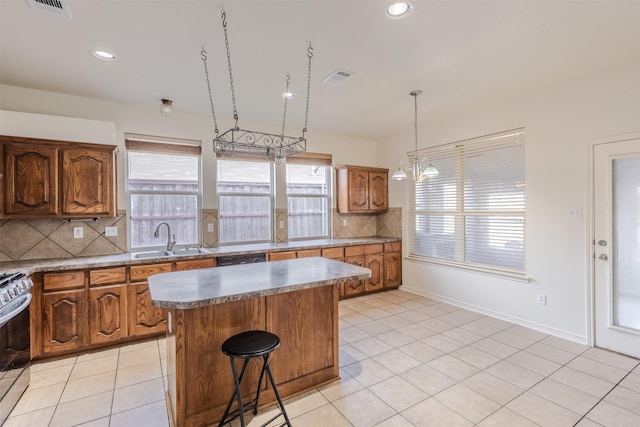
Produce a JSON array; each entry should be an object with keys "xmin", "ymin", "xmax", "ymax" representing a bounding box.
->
[{"xmin": 613, "ymin": 157, "xmax": 640, "ymax": 331}]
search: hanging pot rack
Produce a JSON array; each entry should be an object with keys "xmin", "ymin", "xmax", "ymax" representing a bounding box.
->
[{"xmin": 201, "ymin": 9, "xmax": 313, "ymax": 162}]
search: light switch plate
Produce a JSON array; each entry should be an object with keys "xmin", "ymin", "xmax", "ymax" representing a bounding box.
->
[
  {"xmin": 73, "ymin": 227, "xmax": 83, "ymax": 239},
  {"xmin": 566, "ymin": 208, "xmax": 583, "ymax": 220},
  {"xmin": 207, "ymin": 223, "xmax": 214, "ymax": 232},
  {"xmin": 279, "ymin": 221, "xmax": 285, "ymax": 229}
]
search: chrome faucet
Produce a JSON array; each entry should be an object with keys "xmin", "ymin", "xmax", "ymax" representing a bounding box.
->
[{"xmin": 153, "ymin": 222, "xmax": 176, "ymax": 251}]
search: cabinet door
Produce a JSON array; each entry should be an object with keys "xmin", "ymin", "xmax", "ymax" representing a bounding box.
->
[
  {"xmin": 368, "ymin": 172, "xmax": 388, "ymax": 212},
  {"xmin": 384, "ymin": 252, "xmax": 402, "ymax": 288},
  {"xmin": 62, "ymin": 147, "xmax": 116, "ymax": 216},
  {"xmin": 0, "ymin": 144, "xmax": 4, "ymax": 216},
  {"xmin": 343, "ymin": 256, "xmax": 365, "ymax": 296},
  {"xmin": 347, "ymin": 169, "xmax": 369, "ymax": 211},
  {"xmin": 42, "ymin": 289, "xmax": 86, "ymax": 353},
  {"xmin": 89, "ymin": 285, "xmax": 127, "ymax": 344},
  {"xmin": 128, "ymin": 282, "xmax": 167, "ymax": 337},
  {"xmin": 4, "ymin": 143, "xmax": 59, "ymax": 216},
  {"xmin": 364, "ymin": 253, "xmax": 384, "ymax": 292}
]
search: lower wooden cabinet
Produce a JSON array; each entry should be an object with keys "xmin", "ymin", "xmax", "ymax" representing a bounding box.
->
[
  {"xmin": 364, "ymin": 253, "xmax": 384, "ymax": 292},
  {"xmin": 89, "ymin": 285, "xmax": 127, "ymax": 345},
  {"xmin": 343, "ymin": 256, "xmax": 365, "ymax": 297},
  {"xmin": 42, "ymin": 289, "xmax": 87, "ymax": 353},
  {"xmin": 128, "ymin": 263, "xmax": 172, "ymax": 338}
]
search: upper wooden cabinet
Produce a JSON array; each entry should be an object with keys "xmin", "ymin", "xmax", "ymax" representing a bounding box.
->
[
  {"xmin": 1, "ymin": 136, "xmax": 117, "ymax": 219},
  {"xmin": 336, "ymin": 165, "xmax": 388, "ymax": 213}
]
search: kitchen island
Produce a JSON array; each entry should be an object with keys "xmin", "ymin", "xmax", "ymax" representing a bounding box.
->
[{"xmin": 148, "ymin": 257, "xmax": 371, "ymax": 427}]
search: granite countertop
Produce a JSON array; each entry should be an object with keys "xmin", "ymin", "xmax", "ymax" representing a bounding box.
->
[
  {"xmin": 0, "ymin": 237, "xmax": 400, "ymax": 275},
  {"xmin": 148, "ymin": 257, "xmax": 372, "ymax": 309}
]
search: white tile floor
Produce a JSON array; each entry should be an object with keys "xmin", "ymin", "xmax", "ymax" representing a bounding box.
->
[{"xmin": 6, "ymin": 289, "xmax": 640, "ymax": 426}]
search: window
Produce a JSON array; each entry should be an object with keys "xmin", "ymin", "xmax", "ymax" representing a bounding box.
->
[
  {"xmin": 126, "ymin": 135, "xmax": 202, "ymax": 250},
  {"xmin": 409, "ymin": 128, "xmax": 526, "ymax": 275},
  {"xmin": 217, "ymin": 159, "xmax": 274, "ymax": 244},
  {"xmin": 286, "ymin": 153, "xmax": 332, "ymax": 240}
]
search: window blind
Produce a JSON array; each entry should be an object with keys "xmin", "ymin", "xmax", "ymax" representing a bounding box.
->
[
  {"xmin": 125, "ymin": 133, "xmax": 201, "ymax": 155},
  {"xmin": 409, "ymin": 128, "xmax": 526, "ymax": 274}
]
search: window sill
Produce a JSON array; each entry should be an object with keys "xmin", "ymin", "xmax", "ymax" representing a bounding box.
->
[{"xmin": 405, "ymin": 255, "xmax": 531, "ymax": 283}]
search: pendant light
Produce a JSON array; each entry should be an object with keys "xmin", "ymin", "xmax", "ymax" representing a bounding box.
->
[{"xmin": 391, "ymin": 90, "xmax": 439, "ymax": 181}]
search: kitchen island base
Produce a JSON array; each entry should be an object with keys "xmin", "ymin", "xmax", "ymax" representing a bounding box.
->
[{"xmin": 164, "ymin": 285, "xmax": 339, "ymax": 427}]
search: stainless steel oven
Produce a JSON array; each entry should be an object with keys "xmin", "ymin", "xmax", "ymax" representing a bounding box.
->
[{"xmin": 0, "ymin": 273, "xmax": 32, "ymax": 424}]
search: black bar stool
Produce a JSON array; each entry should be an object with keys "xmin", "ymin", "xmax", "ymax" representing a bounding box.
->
[{"xmin": 218, "ymin": 330, "xmax": 292, "ymax": 427}]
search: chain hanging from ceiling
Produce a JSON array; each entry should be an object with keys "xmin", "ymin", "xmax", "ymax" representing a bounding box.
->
[{"xmin": 201, "ymin": 9, "xmax": 313, "ymax": 162}]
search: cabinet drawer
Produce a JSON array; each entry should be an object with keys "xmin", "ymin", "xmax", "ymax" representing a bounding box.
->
[
  {"xmin": 175, "ymin": 258, "xmax": 216, "ymax": 271},
  {"xmin": 89, "ymin": 267, "xmax": 126, "ymax": 286},
  {"xmin": 322, "ymin": 247, "xmax": 344, "ymax": 259},
  {"xmin": 364, "ymin": 244, "xmax": 383, "ymax": 255},
  {"xmin": 296, "ymin": 249, "xmax": 321, "ymax": 258},
  {"xmin": 267, "ymin": 251, "xmax": 297, "ymax": 261},
  {"xmin": 384, "ymin": 242, "xmax": 401, "ymax": 253},
  {"xmin": 344, "ymin": 245, "xmax": 365, "ymax": 257},
  {"xmin": 129, "ymin": 263, "xmax": 173, "ymax": 282},
  {"xmin": 43, "ymin": 270, "xmax": 85, "ymax": 291}
]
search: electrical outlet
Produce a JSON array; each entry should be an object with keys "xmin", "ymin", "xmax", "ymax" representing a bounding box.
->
[
  {"xmin": 104, "ymin": 226, "xmax": 118, "ymax": 237},
  {"xmin": 73, "ymin": 227, "xmax": 83, "ymax": 239},
  {"xmin": 279, "ymin": 221, "xmax": 285, "ymax": 229},
  {"xmin": 207, "ymin": 223, "xmax": 214, "ymax": 232},
  {"xmin": 342, "ymin": 219, "xmax": 348, "ymax": 226},
  {"xmin": 537, "ymin": 293, "xmax": 547, "ymax": 305}
]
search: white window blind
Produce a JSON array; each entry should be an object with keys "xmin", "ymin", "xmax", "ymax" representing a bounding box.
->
[{"xmin": 409, "ymin": 128, "xmax": 526, "ymax": 275}]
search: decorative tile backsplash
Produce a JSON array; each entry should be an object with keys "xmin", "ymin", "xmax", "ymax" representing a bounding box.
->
[
  {"xmin": 202, "ymin": 209, "xmax": 218, "ymax": 248},
  {"xmin": 0, "ymin": 207, "xmax": 401, "ymax": 261},
  {"xmin": 275, "ymin": 209, "xmax": 288, "ymax": 243},
  {"xmin": 0, "ymin": 211, "xmax": 128, "ymax": 261}
]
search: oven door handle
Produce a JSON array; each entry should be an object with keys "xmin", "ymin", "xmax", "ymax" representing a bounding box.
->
[{"xmin": 0, "ymin": 293, "xmax": 32, "ymax": 328}]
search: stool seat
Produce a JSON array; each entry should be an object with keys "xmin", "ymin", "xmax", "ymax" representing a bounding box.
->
[
  {"xmin": 222, "ymin": 330, "xmax": 280, "ymax": 358},
  {"xmin": 218, "ymin": 330, "xmax": 291, "ymax": 427}
]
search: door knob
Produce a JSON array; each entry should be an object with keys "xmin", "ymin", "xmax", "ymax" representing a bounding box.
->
[
  {"xmin": 597, "ymin": 240, "xmax": 607, "ymax": 246},
  {"xmin": 598, "ymin": 254, "xmax": 608, "ymax": 261}
]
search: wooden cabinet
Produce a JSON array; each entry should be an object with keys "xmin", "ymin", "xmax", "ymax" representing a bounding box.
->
[
  {"xmin": 175, "ymin": 258, "xmax": 216, "ymax": 271},
  {"xmin": 384, "ymin": 242, "xmax": 402, "ymax": 288},
  {"xmin": 267, "ymin": 251, "xmax": 297, "ymax": 261},
  {"xmin": 3, "ymin": 142, "xmax": 59, "ymax": 216},
  {"xmin": 61, "ymin": 147, "xmax": 116, "ymax": 216},
  {"xmin": 89, "ymin": 267, "xmax": 127, "ymax": 345},
  {"xmin": 128, "ymin": 263, "xmax": 172, "ymax": 337},
  {"xmin": 41, "ymin": 270, "xmax": 86, "ymax": 354},
  {"xmin": 1, "ymin": 136, "xmax": 117, "ymax": 218},
  {"xmin": 343, "ymin": 255, "xmax": 365, "ymax": 296},
  {"xmin": 336, "ymin": 165, "xmax": 388, "ymax": 213}
]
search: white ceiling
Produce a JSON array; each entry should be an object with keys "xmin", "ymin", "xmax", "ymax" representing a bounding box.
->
[{"xmin": 1, "ymin": 0, "xmax": 639, "ymax": 140}]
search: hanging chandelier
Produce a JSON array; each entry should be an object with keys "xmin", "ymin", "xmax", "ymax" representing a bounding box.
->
[
  {"xmin": 201, "ymin": 9, "xmax": 313, "ymax": 162},
  {"xmin": 391, "ymin": 90, "xmax": 439, "ymax": 181}
]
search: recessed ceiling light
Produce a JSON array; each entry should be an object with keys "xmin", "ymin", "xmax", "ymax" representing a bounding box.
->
[
  {"xmin": 281, "ymin": 92, "xmax": 297, "ymax": 99},
  {"xmin": 386, "ymin": 1, "xmax": 413, "ymax": 19},
  {"xmin": 92, "ymin": 50, "xmax": 116, "ymax": 61}
]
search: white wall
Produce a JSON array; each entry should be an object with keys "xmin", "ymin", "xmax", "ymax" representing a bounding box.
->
[
  {"xmin": 0, "ymin": 84, "xmax": 377, "ymax": 210},
  {"xmin": 377, "ymin": 61, "xmax": 640, "ymax": 343}
]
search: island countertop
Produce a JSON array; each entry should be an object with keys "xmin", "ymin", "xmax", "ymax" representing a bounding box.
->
[{"xmin": 148, "ymin": 256, "xmax": 371, "ymax": 309}]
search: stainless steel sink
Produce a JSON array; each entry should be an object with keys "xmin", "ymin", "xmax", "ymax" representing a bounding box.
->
[
  {"xmin": 131, "ymin": 250, "xmax": 174, "ymax": 259},
  {"xmin": 172, "ymin": 248, "xmax": 211, "ymax": 256},
  {"xmin": 131, "ymin": 248, "xmax": 211, "ymax": 259}
]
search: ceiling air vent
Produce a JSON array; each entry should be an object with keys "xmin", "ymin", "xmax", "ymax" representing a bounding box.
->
[
  {"xmin": 322, "ymin": 69, "xmax": 353, "ymax": 85},
  {"xmin": 28, "ymin": 0, "xmax": 72, "ymax": 19}
]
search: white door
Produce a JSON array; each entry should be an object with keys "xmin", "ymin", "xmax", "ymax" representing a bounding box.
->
[{"xmin": 593, "ymin": 135, "xmax": 640, "ymax": 358}]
